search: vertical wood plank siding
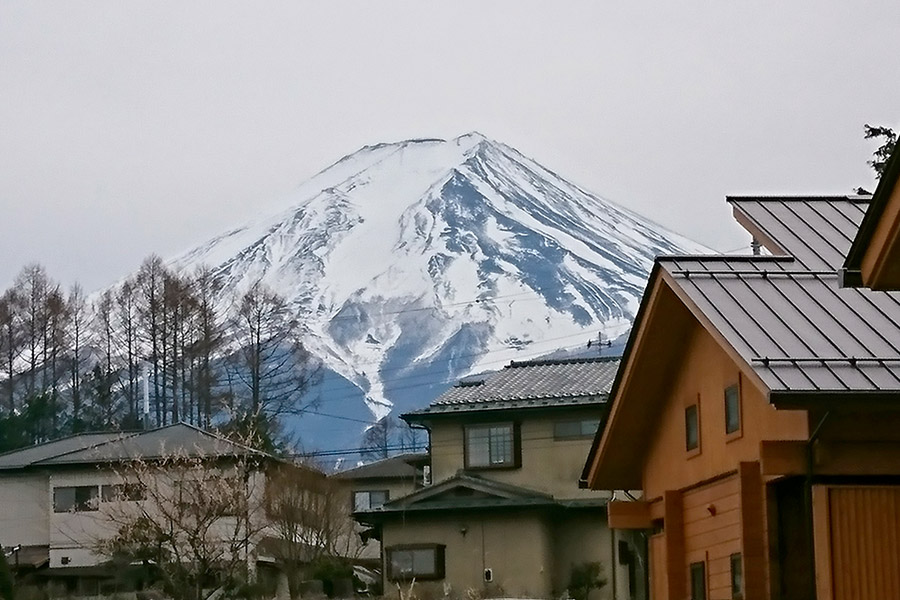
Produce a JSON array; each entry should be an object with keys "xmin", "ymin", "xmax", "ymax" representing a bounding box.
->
[
  {"xmin": 739, "ymin": 462, "xmax": 767, "ymax": 600},
  {"xmin": 829, "ymin": 487, "xmax": 900, "ymax": 600},
  {"xmin": 650, "ymin": 533, "xmax": 668, "ymax": 600},
  {"xmin": 682, "ymin": 476, "xmax": 742, "ymax": 600},
  {"xmin": 664, "ymin": 490, "xmax": 686, "ymax": 600}
]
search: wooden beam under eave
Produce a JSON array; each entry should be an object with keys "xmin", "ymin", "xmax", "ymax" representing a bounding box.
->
[
  {"xmin": 814, "ymin": 441, "xmax": 900, "ymax": 475},
  {"xmin": 608, "ymin": 500, "xmax": 652, "ymax": 529},
  {"xmin": 760, "ymin": 440, "xmax": 806, "ymax": 476}
]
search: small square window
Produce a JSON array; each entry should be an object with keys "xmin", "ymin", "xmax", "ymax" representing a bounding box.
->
[
  {"xmin": 725, "ymin": 384, "xmax": 740, "ymax": 434},
  {"xmin": 685, "ymin": 405, "xmax": 699, "ymax": 452},
  {"xmin": 690, "ymin": 561, "xmax": 706, "ymax": 600},
  {"xmin": 730, "ymin": 553, "xmax": 743, "ymax": 599}
]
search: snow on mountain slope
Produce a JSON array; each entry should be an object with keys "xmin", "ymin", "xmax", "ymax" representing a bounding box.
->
[{"xmin": 170, "ymin": 132, "xmax": 709, "ymax": 420}]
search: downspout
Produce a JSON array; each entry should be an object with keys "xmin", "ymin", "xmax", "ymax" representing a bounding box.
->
[{"xmin": 806, "ymin": 411, "xmax": 830, "ymax": 600}]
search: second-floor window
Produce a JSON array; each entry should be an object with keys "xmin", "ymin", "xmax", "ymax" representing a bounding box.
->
[
  {"xmin": 465, "ymin": 423, "xmax": 517, "ymax": 469},
  {"xmin": 354, "ymin": 490, "xmax": 389, "ymax": 511},
  {"xmin": 724, "ymin": 384, "xmax": 741, "ymax": 435},
  {"xmin": 53, "ymin": 485, "xmax": 99, "ymax": 513},
  {"xmin": 553, "ymin": 419, "xmax": 601, "ymax": 440},
  {"xmin": 685, "ymin": 404, "xmax": 700, "ymax": 452}
]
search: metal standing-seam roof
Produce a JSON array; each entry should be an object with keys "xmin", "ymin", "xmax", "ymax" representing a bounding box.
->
[
  {"xmin": 730, "ymin": 195, "xmax": 870, "ymax": 271},
  {"xmin": 0, "ymin": 423, "xmax": 271, "ymax": 470},
  {"xmin": 663, "ymin": 196, "xmax": 900, "ymax": 402},
  {"xmin": 404, "ymin": 356, "xmax": 619, "ymax": 419}
]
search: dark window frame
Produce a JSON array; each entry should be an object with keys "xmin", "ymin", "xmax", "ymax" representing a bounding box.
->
[
  {"xmin": 730, "ymin": 553, "xmax": 743, "ymax": 599},
  {"xmin": 53, "ymin": 485, "xmax": 99, "ymax": 513},
  {"xmin": 386, "ymin": 544, "xmax": 446, "ymax": 581},
  {"xmin": 724, "ymin": 379, "xmax": 742, "ymax": 438},
  {"xmin": 101, "ymin": 483, "xmax": 146, "ymax": 503},
  {"xmin": 463, "ymin": 422, "xmax": 521, "ymax": 470},
  {"xmin": 690, "ymin": 561, "xmax": 706, "ymax": 600},
  {"xmin": 685, "ymin": 402, "xmax": 700, "ymax": 454},
  {"xmin": 353, "ymin": 489, "xmax": 390, "ymax": 511},
  {"xmin": 553, "ymin": 418, "xmax": 601, "ymax": 440}
]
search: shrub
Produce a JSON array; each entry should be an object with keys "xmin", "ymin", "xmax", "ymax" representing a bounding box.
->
[
  {"xmin": 0, "ymin": 551, "xmax": 14, "ymax": 600},
  {"xmin": 568, "ymin": 562, "xmax": 606, "ymax": 600}
]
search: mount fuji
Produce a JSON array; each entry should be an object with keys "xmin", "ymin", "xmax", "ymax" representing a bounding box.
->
[{"xmin": 168, "ymin": 132, "xmax": 708, "ymax": 452}]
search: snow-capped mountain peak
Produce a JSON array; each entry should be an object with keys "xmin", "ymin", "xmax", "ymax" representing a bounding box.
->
[{"xmin": 170, "ymin": 133, "xmax": 708, "ymax": 420}]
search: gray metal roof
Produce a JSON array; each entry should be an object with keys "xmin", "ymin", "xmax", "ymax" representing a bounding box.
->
[
  {"xmin": 0, "ymin": 424, "xmax": 268, "ymax": 470},
  {"xmin": 730, "ymin": 196, "xmax": 870, "ymax": 271},
  {"xmin": 662, "ymin": 225, "xmax": 900, "ymax": 397},
  {"xmin": 405, "ymin": 357, "xmax": 619, "ymax": 418},
  {"xmin": 333, "ymin": 453, "xmax": 427, "ymax": 480},
  {"xmin": 0, "ymin": 432, "xmax": 133, "ymax": 469}
]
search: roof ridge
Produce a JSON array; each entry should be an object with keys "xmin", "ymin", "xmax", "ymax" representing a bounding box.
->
[{"xmin": 505, "ymin": 356, "xmax": 620, "ymax": 368}]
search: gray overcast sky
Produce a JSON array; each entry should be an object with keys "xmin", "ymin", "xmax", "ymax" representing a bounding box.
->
[{"xmin": 1, "ymin": 1, "xmax": 898, "ymax": 292}]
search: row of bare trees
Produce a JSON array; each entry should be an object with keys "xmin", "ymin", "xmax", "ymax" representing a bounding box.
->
[{"xmin": 0, "ymin": 257, "xmax": 319, "ymax": 452}]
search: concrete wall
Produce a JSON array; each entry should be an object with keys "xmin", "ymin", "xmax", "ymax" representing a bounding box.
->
[
  {"xmin": 429, "ymin": 407, "xmax": 606, "ymax": 499},
  {"xmin": 0, "ymin": 471, "xmax": 49, "ymax": 547}
]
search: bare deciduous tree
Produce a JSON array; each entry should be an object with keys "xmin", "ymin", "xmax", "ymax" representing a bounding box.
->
[
  {"xmin": 95, "ymin": 447, "xmax": 270, "ymax": 600},
  {"xmin": 263, "ymin": 462, "xmax": 359, "ymax": 597}
]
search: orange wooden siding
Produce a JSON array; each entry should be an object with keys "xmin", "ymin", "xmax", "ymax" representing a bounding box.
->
[
  {"xmin": 828, "ymin": 486, "xmax": 900, "ymax": 600},
  {"xmin": 683, "ymin": 476, "xmax": 741, "ymax": 600},
  {"xmin": 649, "ymin": 533, "xmax": 668, "ymax": 600}
]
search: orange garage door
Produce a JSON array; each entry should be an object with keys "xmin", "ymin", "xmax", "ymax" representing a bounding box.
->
[{"xmin": 828, "ymin": 486, "xmax": 900, "ymax": 600}]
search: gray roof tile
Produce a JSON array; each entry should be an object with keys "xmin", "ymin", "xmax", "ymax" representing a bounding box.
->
[
  {"xmin": 333, "ymin": 453, "xmax": 427, "ymax": 480},
  {"xmin": 405, "ymin": 357, "xmax": 619, "ymax": 418}
]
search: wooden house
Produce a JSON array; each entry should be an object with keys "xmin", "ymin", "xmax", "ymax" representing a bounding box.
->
[{"xmin": 582, "ymin": 195, "xmax": 900, "ymax": 600}]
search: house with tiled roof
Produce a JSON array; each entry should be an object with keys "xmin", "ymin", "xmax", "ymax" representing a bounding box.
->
[
  {"xmin": 582, "ymin": 193, "xmax": 900, "ymax": 600},
  {"xmin": 356, "ymin": 356, "xmax": 640, "ymax": 600}
]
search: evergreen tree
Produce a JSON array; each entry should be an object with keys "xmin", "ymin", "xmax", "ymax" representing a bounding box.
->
[{"xmin": 865, "ymin": 123, "xmax": 897, "ymax": 178}]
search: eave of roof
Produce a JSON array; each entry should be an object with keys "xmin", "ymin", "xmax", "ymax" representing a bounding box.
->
[{"xmin": 842, "ymin": 144, "xmax": 900, "ymax": 283}]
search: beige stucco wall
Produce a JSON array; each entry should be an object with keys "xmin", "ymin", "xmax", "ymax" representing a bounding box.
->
[
  {"xmin": 382, "ymin": 510, "xmax": 556, "ymax": 598},
  {"xmin": 0, "ymin": 472, "xmax": 49, "ymax": 547},
  {"xmin": 382, "ymin": 508, "xmax": 620, "ymax": 599},
  {"xmin": 552, "ymin": 512, "xmax": 616, "ymax": 600},
  {"xmin": 429, "ymin": 408, "xmax": 607, "ymax": 500}
]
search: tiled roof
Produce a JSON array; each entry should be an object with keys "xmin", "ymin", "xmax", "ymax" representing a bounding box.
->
[
  {"xmin": 333, "ymin": 453, "xmax": 427, "ymax": 480},
  {"xmin": 662, "ymin": 196, "xmax": 900, "ymax": 399},
  {"xmin": 405, "ymin": 357, "xmax": 619, "ymax": 418},
  {"xmin": 0, "ymin": 423, "xmax": 270, "ymax": 470}
]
